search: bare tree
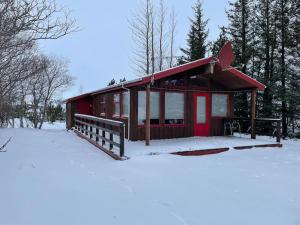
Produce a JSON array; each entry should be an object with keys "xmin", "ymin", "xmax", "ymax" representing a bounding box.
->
[
  {"xmin": 28, "ymin": 56, "xmax": 73, "ymax": 129},
  {"xmin": 158, "ymin": 0, "xmax": 167, "ymax": 71},
  {"xmin": 129, "ymin": 0, "xmax": 155, "ymax": 76},
  {"xmin": 0, "ymin": 0, "xmax": 77, "ymax": 127},
  {"xmin": 129, "ymin": 0, "xmax": 178, "ymax": 76},
  {"xmin": 169, "ymin": 5, "xmax": 177, "ymax": 68}
]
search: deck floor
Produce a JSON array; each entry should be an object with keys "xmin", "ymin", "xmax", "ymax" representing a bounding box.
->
[{"xmin": 125, "ymin": 134, "xmax": 279, "ymax": 157}]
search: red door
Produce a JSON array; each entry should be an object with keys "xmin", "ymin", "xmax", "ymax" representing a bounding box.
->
[{"xmin": 194, "ymin": 93, "xmax": 210, "ymax": 136}]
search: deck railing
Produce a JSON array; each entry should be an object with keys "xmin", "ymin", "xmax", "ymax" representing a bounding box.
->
[
  {"xmin": 74, "ymin": 114, "xmax": 125, "ymax": 158},
  {"xmin": 233, "ymin": 117, "xmax": 281, "ymax": 143}
]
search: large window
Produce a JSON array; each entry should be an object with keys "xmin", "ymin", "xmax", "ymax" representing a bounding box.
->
[
  {"xmin": 165, "ymin": 92, "xmax": 184, "ymax": 124},
  {"xmin": 138, "ymin": 91, "xmax": 160, "ymax": 125},
  {"xmin": 122, "ymin": 91, "xmax": 130, "ymax": 117},
  {"xmin": 212, "ymin": 94, "xmax": 228, "ymax": 117},
  {"xmin": 113, "ymin": 93, "xmax": 120, "ymax": 116}
]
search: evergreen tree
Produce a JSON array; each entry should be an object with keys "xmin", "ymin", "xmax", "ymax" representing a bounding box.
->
[
  {"xmin": 180, "ymin": 0, "xmax": 209, "ymax": 64},
  {"xmin": 119, "ymin": 77, "xmax": 126, "ymax": 83},
  {"xmin": 108, "ymin": 78, "xmax": 116, "ymax": 86},
  {"xmin": 226, "ymin": 0, "xmax": 255, "ymax": 118},
  {"xmin": 211, "ymin": 26, "xmax": 229, "ymax": 56}
]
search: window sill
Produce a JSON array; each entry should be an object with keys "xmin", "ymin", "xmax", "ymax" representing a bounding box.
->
[
  {"xmin": 138, "ymin": 124, "xmax": 186, "ymax": 128},
  {"xmin": 211, "ymin": 115, "xmax": 229, "ymax": 119}
]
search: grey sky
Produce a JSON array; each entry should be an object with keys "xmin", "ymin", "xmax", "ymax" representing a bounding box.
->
[{"xmin": 40, "ymin": 0, "xmax": 230, "ymax": 98}]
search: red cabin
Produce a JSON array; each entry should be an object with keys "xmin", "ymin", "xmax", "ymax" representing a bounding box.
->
[{"xmin": 66, "ymin": 43, "xmax": 265, "ymax": 142}]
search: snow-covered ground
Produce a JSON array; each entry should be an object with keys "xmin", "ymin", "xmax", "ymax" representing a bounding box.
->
[
  {"xmin": 0, "ymin": 127, "xmax": 300, "ymax": 225},
  {"xmin": 125, "ymin": 134, "xmax": 277, "ymax": 157}
]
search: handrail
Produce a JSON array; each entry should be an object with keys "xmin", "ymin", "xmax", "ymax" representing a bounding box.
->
[
  {"xmin": 74, "ymin": 114, "xmax": 125, "ymax": 158},
  {"xmin": 232, "ymin": 117, "xmax": 281, "ymax": 143}
]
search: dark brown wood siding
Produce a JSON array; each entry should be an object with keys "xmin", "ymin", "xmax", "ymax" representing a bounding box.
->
[
  {"xmin": 92, "ymin": 91, "xmax": 129, "ymax": 139},
  {"xmin": 82, "ymin": 75, "xmax": 235, "ymax": 141}
]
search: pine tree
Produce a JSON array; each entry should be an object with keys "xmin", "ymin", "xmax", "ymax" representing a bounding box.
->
[
  {"xmin": 211, "ymin": 26, "xmax": 229, "ymax": 56},
  {"xmin": 180, "ymin": 0, "xmax": 209, "ymax": 64},
  {"xmin": 226, "ymin": 0, "xmax": 254, "ymax": 118},
  {"xmin": 120, "ymin": 78, "xmax": 126, "ymax": 83},
  {"xmin": 108, "ymin": 79, "xmax": 116, "ymax": 86}
]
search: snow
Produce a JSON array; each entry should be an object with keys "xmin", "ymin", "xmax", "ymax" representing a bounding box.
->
[
  {"xmin": 0, "ymin": 127, "xmax": 300, "ymax": 225},
  {"xmin": 75, "ymin": 114, "xmax": 124, "ymax": 124},
  {"xmin": 125, "ymin": 134, "xmax": 277, "ymax": 157},
  {"xmin": 8, "ymin": 119, "xmax": 66, "ymax": 130}
]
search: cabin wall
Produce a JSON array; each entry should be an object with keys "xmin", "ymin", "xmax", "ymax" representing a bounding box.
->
[
  {"xmin": 129, "ymin": 78, "xmax": 234, "ymax": 141},
  {"xmin": 92, "ymin": 92, "xmax": 129, "ymax": 139},
  {"xmin": 209, "ymin": 79, "xmax": 234, "ymax": 136},
  {"xmin": 66, "ymin": 97, "xmax": 93, "ymax": 129},
  {"xmin": 68, "ymin": 75, "xmax": 234, "ymax": 140}
]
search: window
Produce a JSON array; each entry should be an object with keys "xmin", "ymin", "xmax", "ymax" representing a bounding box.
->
[
  {"xmin": 197, "ymin": 96, "xmax": 206, "ymax": 123},
  {"xmin": 113, "ymin": 93, "xmax": 120, "ymax": 116},
  {"xmin": 165, "ymin": 92, "xmax": 184, "ymax": 124},
  {"xmin": 212, "ymin": 94, "xmax": 228, "ymax": 117},
  {"xmin": 138, "ymin": 91, "xmax": 160, "ymax": 125},
  {"xmin": 100, "ymin": 95, "xmax": 106, "ymax": 115},
  {"xmin": 122, "ymin": 91, "xmax": 130, "ymax": 117}
]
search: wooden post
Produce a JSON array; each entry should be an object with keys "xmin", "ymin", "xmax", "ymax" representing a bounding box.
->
[
  {"xmin": 96, "ymin": 125, "xmax": 99, "ymax": 143},
  {"xmin": 89, "ymin": 125, "xmax": 93, "ymax": 139},
  {"xmin": 145, "ymin": 84, "xmax": 151, "ymax": 146},
  {"xmin": 251, "ymin": 89, "xmax": 257, "ymax": 139},
  {"xmin": 120, "ymin": 124, "xmax": 125, "ymax": 157},
  {"xmin": 276, "ymin": 120, "xmax": 281, "ymax": 143},
  {"xmin": 102, "ymin": 124, "xmax": 105, "ymax": 146},
  {"xmin": 109, "ymin": 132, "xmax": 113, "ymax": 150},
  {"xmin": 109, "ymin": 125, "xmax": 113, "ymax": 150}
]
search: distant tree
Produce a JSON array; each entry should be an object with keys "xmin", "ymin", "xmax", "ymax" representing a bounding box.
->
[
  {"xmin": 47, "ymin": 103, "xmax": 64, "ymax": 123},
  {"xmin": 108, "ymin": 79, "xmax": 116, "ymax": 86},
  {"xmin": 211, "ymin": 27, "xmax": 229, "ymax": 56},
  {"xmin": 27, "ymin": 56, "xmax": 73, "ymax": 129},
  {"xmin": 119, "ymin": 78, "xmax": 126, "ymax": 83},
  {"xmin": 179, "ymin": 0, "xmax": 209, "ymax": 64}
]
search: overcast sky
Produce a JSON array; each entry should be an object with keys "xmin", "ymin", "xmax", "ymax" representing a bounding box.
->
[{"xmin": 40, "ymin": 0, "xmax": 230, "ymax": 98}]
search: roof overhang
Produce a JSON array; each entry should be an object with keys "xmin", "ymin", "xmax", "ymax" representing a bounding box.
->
[{"xmin": 65, "ymin": 42, "xmax": 265, "ymax": 103}]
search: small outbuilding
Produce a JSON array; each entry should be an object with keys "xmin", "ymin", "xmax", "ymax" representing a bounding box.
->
[{"xmin": 66, "ymin": 43, "xmax": 265, "ymax": 143}]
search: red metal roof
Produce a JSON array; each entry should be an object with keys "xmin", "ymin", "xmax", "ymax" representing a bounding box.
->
[{"xmin": 66, "ymin": 43, "xmax": 265, "ymax": 103}]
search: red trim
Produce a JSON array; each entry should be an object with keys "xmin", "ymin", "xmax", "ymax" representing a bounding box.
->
[
  {"xmin": 172, "ymin": 148, "xmax": 229, "ymax": 156},
  {"xmin": 138, "ymin": 124, "xmax": 187, "ymax": 128},
  {"xmin": 137, "ymin": 90, "xmax": 186, "ymax": 127},
  {"xmin": 66, "ymin": 51, "xmax": 265, "ymax": 102},
  {"xmin": 226, "ymin": 67, "xmax": 266, "ymax": 91},
  {"xmin": 194, "ymin": 93, "xmax": 211, "ymax": 136}
]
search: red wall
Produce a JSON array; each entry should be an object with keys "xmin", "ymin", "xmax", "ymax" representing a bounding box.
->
[{"xmin": 76, "ymin": 98, "xmax": 93, "ymax": 115}]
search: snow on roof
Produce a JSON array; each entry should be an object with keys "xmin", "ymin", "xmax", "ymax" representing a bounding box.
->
[{"xmin": 66, "ymin": 52, "xmax": 265, "ymax": 103}]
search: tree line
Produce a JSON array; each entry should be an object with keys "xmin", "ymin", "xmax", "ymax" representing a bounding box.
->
[
  {"xmin": 0, "ymin": 0, "xmax": 76, "ymax": 128},
  {"xmin": 130, "ymin": 0, "xmax": 300, "ymax": 137}
]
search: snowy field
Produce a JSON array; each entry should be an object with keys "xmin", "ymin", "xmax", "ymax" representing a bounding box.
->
[
  {"xmin": 0, "ymin": 126, "xmax": 300, "ymax": 225},
  {"xmin": 125, "ymin": 135, "xmax": 277, "ymax": 157}
]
